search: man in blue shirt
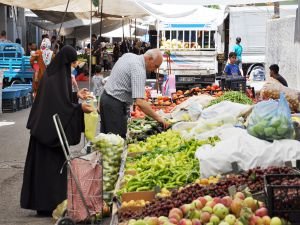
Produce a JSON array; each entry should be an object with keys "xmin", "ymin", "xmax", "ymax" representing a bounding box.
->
[{"xmin": 224, "ymin": 52, "xmax": 241, "ymax": 76}]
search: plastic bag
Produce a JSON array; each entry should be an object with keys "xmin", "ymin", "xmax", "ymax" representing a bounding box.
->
[
  {"xmin": 247, "ymin": 93, "xmax": 294, "ymax": 141},
  {"xmin": 201, "ymin": 101, "xmax": 252, "ymax": 120},
  {"xmin": 84, "ymin": 111, "xmax": 99, "ymax": 141},
  {"xmin": 261, "ymin": 78, "xmax": 300, "ymax": 112}
]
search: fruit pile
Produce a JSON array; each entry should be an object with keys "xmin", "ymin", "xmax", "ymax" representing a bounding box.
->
[
  {"xmin": 195, "ymin": 176, "xmax": 221, "ymax": 186},
  {"xmin": 124, "ymin": 193, "xmax": 284, "ymax": 225},
  {"xmin": 122, "ymin": 200, "xmax": 151, "ymax": 208},
  {"xmin": 119, "ymin": 167, "xmax": 295, "ymax": 221}
]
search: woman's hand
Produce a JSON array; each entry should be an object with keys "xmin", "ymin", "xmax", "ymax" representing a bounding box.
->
[
  {"xmin": 81, "ymin": 103, "xmax": 94, "ymax": 113},
  {"xmin": 77, "ymin": 88, "xmax": 90, "ymax": 100}
]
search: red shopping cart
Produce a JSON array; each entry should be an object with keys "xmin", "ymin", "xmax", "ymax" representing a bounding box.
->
[{"xmin": 53, "ymin": 114, "xmax": 103, "ymax": 225}]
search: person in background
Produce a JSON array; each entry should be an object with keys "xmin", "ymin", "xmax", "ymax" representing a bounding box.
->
[
  {"xmin": 21, "ymin": 46, "xmax": 94, "ymax": 217},
  {"xmin": 100, "ymin": 49, "xmax": 169, "ymax": 138},
  {"xmin": 113, "ymin": 42, "xmax": 120, "ymax": 63},
  {"xmin": 50, "ymin": 35, "xmax": 57, "ymax": 51},
  {"xmin": 233, "ymin": 37, "xmax": 243, "ymax": 75},
  {"xmin": 41, "ymin": 34, "xmax": 49, "ymax": 41},
  {"xmin": 30, "ymin": 38, "xmax": 54, "ymax": 98},
  {"xmin": 269, "ymin": 64, "xmax": 288, "ymax": 87},
  {"xmin": 0, "ymin": 30, "xmax": 11, "ymax": 42},
  {"xmin": 71, "ymin": 61, "xmax": 79, "ymax": 103},
  {"xmin": 15, "ymin": 38, "xmax": 25, "ymax": 55},
  {"xmin": 26, "ymin": 42, "xmax": 33, "ymax": 56},
  {"xmin": 30, "ymin": 43, "xmax": 39, "ymax": 87},
  {"xmin": 92, "ymin": 65, "xmax": 105, "ymax": 104},
  {"xmin": 102, "ymin": 47, "xmax": 109, "ymax": 71},
  {"xmin": 224, "ymin": 52, "xmax": 241, "ymax": 76}
]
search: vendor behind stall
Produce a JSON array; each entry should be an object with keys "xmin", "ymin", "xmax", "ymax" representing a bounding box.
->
[
  {"xmin": 269, "ymin": 64, "xmax": 288, "ymax": 87},
  {"xmin": 100, "ymin": 49, "xmax": 169, "ymax": 138}
]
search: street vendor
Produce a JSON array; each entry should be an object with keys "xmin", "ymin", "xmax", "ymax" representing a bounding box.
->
[
  {"xmin": 99, "ymin": 48, "xmax": 169, "ymax": 138},
  {"xmin": 269, "ymin": 64, "xmax": 288, "ymax": 87}
]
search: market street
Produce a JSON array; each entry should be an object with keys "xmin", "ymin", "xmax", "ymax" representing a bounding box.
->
[{"xmin": 0, "ymin": 82, "xmax": 88, "ymax": 225}]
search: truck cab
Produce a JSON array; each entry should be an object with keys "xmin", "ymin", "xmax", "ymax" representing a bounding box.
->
[{"xmin": 0, "ymin": 43, "xmax": 33, "ymax": 86}]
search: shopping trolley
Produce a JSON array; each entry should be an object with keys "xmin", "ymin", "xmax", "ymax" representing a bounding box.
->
[{"xmin": 53, "ymin": 114, "xmax": 103, "ymax": 225}]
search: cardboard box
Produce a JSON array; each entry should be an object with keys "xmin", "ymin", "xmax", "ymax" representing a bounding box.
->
[{"xmin": 122, "ymin": 191, "xmax": 155, "ymax": 202}]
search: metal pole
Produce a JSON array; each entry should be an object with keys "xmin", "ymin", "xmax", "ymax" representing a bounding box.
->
[
  {"xmin": 99, "ymin": 0, "xmax": 103, "ymax": 39},
  {"xmin": 135, "ymin": 19, "xmax": 137, "ymax": 41},
  {"xmin": 274, "ymin": 2, "xmax": 280, "ymax": 18},
  {"xmin": 122, "ymin": 17, "xmax": 125, "ymax": 41},
  {"xmin": 89, "ymin": 0, "xmax": 92, "ymax": 91}
]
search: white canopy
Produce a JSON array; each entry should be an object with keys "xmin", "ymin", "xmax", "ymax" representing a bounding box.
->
[
  {"xmin": 139, "ymin": 0, "xmax": 289, "ymax": 5},
  {"xmin": 0, "ymin": 0, "xmax": 147, "ymax": 16},
  {"xmin": 0, "ymin": 0, "xmax": 290, "ymax": 15}
]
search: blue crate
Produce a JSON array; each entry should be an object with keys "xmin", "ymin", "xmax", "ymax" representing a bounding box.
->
[
  {"xmin": 2, "ymin": 89, "xmax": 21, "ymax": 99},
  {"xmin": 4, "ymin": 87, "xmax": 31, "ymax": 97},
  {"xmin": 2, "ymin": 99, "xmax": 18, "ymax": 112}
]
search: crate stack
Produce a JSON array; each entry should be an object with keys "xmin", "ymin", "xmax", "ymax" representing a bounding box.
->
[{"xmin": 2, "ymin": 84, "xmax": 32, "ymax": 112}]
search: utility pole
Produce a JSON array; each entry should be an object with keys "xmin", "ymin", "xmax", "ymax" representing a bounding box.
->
[{"xmin": 274, "ymin": 2, "xmax": 280, "ymax": 18}]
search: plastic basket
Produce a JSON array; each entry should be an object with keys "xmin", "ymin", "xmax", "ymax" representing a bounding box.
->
[
  {"xmin": 2, "ymin": 89, "xmax": 21, "ymax": 99},
  {"xmin": 5, "ymin": 87, "xmax": 30, "ymax": 97},
  {"xmin": 220, "ymin": 76, "xmax": 246, "ymax": 92},
  {"xmin": 2, "ymin": 99, "xmax": 17, "ymax": 112},
  {"xmin": 264, "ymin": 174, "xmax": 300, "ymax": 224}
]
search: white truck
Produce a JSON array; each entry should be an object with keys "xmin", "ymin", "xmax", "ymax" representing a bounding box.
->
[
  {"xmin": 158, "ymin": 23, "xmax": 218, "ymax": 89},
  {"xmin": 223, "ymin": 5, "xmax": 298, "ymax": 75}
]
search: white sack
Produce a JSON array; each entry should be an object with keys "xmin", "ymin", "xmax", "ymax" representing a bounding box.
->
[
  {"xmin": 201, "ymin": 101, "xmax": 252, "ymax": 120},
  {"xmin": 195, "ymin": 126, "xmax": 300, "ymax": 178}
]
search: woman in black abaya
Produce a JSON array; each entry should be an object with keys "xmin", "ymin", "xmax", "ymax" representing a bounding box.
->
[{"xmin": 21, "ymin": 46, "xmax": 93, "ymax": 216}]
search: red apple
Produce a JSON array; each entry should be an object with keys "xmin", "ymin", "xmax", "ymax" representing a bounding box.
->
[
  {"xmin": 192, "ymin": 200, "xmax": 203, "ymax": 210},
  {"xmin": 200, "ymin": 212, "xmax": 211, "ymax": 223},
  {"xmin": 169, "ymin": 208, "xmax": 183, "ymax": 220},
  {"xmin": 180, "ymin": 204, "xmax": 192, "ymax": 216},
  {"xmin": 255, "ymin": 207, "xmax": 268, "ymax": 217},
  {"xmin": 179, "ymin": 219, "xmax": 192, "ymax": 225},
  {"xmin": 230, "ymin": 198, "xmax": 243, "ymax": 217},
  {"xmin": 222, "ymin": 196, "xmax": 233, "ymax": 208},
  {"xmin": 197, "ymin": 197, "xmax": 207, "ymax": 206},
  {"xmin": 169, "ymin": 218, "xmax": 179, "ymax": 225},
  {"xmin": 191, "ymin": 219, "xmax": 202, "ymax": 225},
  {"xmin": 205, "ymin": 201, "xmax": 216, "ymax": 208},
  {"xmin": 234, "ymin": 192, "xmax": 245, "ymax": 200},
  {"xmin": 213, "ymin": 197, "xmax": 222, "ymax": 204}
]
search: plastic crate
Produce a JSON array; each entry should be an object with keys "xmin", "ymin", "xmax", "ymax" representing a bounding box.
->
[
  {"xmin": 2, "ymin": 89, "xmax": 21, "ymax": 99},
  {"xmin": 219, "ymin": 76, "xmax": 246, "ymax": 92},
  {"xmin": 264, "ymin": 174, "xmax": 300, "ymax": 224},
  {"xmin": 2, "ymin": 98, "xmax": 17, "ymax": 112},
  {"xmin": 4, "ymin": 87, "xmax": 31, "ymax": 97}
]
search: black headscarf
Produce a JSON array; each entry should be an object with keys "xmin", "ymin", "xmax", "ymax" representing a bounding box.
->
[{"xmin": 27, "ymin": 45, "xmax": 84, "ymax": 147}]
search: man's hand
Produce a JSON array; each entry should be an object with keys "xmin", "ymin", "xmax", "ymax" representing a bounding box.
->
[
  {"xmin": 81, "ymin": 103, "xmax": 94, "ymax": 113},
  {"xmin": 77, "ymin": 88, "xmax": 90, "ymax": 100},
  {"xmin": 135, "ymin": 98, "xmax": 170, "ymax": 130}
]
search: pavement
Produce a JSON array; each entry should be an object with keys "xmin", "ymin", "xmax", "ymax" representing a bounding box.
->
[{"xmin": 0, "ymin": 81, "xmax": 99, "ymax": 225}]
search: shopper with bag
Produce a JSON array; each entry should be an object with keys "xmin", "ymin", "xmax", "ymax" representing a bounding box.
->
[
  {"xmin": 21, "ymin": 46, "xmax": 94, "ymax": 216},
  {"xmin": 100, "ymin": 48, "xmax": 170, "ymax": 138}
]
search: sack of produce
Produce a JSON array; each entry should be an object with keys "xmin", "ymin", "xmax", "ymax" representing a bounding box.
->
[
  {"xmin": 261, "ymin": 78, "xmax": 300, "ymax": 112},
  {"xmin": 247, "ymin": 92, "xmax": 294, "ymax": 141},
  {"xmin": 84, "ymin": 111, "xmax": 99, "ymax": 142}
]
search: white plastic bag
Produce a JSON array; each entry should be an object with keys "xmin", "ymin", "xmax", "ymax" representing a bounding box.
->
[
  {"xmin": 201, "ymin": 101, "xmax": 252, "ymax": 120},
  {"xmin": 195, "ymin": 126, "xmax": 300, "ymax": 178}
]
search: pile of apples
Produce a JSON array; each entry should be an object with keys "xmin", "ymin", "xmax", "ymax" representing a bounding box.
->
[{"xmin": 127, "ymin": 192, "xmax": 284, "ymax": 225}]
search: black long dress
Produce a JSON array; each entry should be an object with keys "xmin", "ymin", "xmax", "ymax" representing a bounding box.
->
[{"xmin": 21, "ymin": 46, "xmax": 84, "ymax": 212}]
